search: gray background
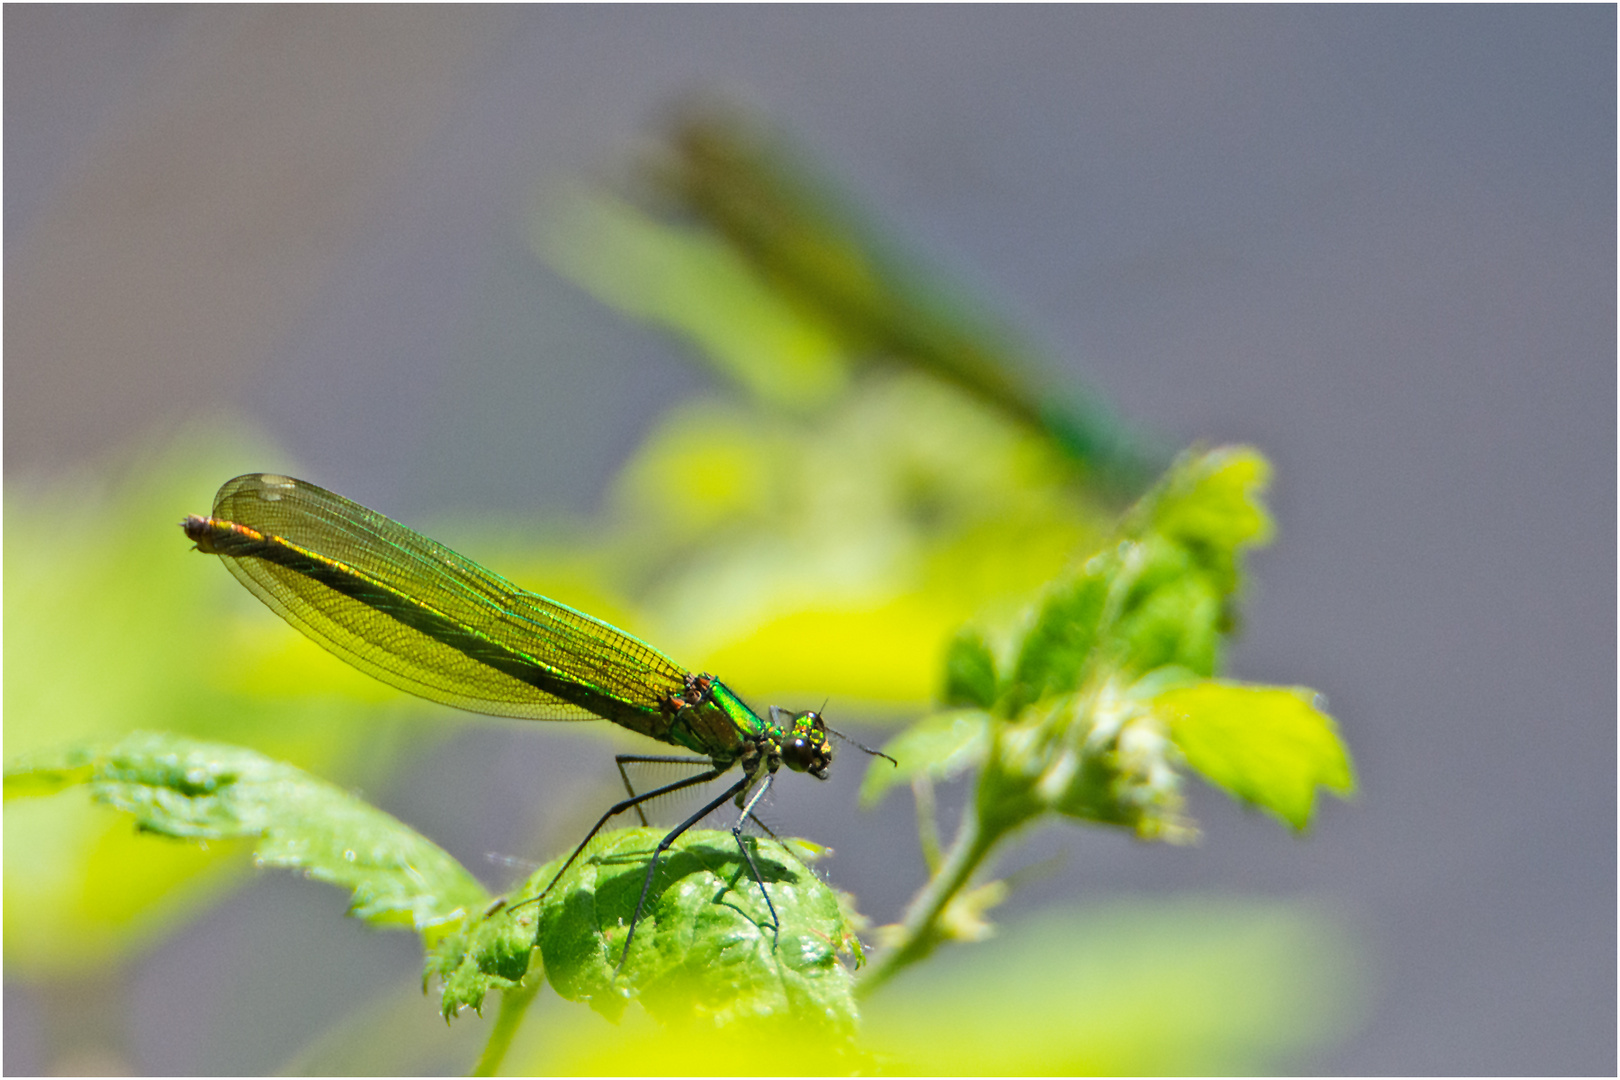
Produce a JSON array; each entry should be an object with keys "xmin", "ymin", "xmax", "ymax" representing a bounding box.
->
[{"xmin": 5, "ymin": 6, "xmax": 1614, "ymax": 1074}]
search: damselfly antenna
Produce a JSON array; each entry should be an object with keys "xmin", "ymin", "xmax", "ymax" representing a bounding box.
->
[{"xmin": 825, "ymin": 722, "xmax": 898, "ymax": 767}]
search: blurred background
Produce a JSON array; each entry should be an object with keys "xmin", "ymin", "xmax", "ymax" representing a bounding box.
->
[{"xmin": 4, "ymin": 6, "xmax": 1613, "ymax": 1075}]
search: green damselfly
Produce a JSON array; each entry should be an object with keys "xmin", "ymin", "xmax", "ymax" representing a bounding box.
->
[{"xmin": 183, "ymin": 472, "xmax": 889, "ymax": 968}]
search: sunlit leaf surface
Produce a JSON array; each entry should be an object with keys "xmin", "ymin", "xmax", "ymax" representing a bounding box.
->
[
  {"xmin": 1157, "ymin": 681, "xmax": 1355, "ymax": 829},
  {"xmin": 5, "ymin": 733, "xmax": 488, "ymax": 932},
  {"xmin": 519, "ymin": 827, "xmax": 861, "ymax": 1036},
  {"xmin": 858, "ymin": 709, "xmax": 989, "ymax": 808}
]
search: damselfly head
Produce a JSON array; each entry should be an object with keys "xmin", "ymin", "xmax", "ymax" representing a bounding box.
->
[{"xmin": 777, "ymin": 709, "xmax": 833, "ymax": 780}]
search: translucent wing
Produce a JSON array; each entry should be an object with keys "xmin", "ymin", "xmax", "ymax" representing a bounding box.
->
[{"xmin": 192, "ymin": 473, "xmax": 689, "ymax": 723}]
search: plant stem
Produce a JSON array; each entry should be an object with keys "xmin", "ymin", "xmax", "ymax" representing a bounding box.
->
[
  {"xmin": 911, "ymin": 772, "xmax": 942, "ymax": 874},
  {"xmin": 855, "ymin": 798, "xmax": 1001, "ymax": 997},
  {"xmin": 471, "ymin": 975, "xmax": 541, "ymax": 1077}
]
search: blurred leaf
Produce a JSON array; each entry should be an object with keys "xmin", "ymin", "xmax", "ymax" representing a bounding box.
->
[
  {"xmin": 1149, "ymin": 444, "xmax": 1275, "ymax": 555},
  {"xmin": 630, "ymin": 378, "xmax": 1106, "ymax": 708},
  {"xmin": 535, "ymin": 188, "xmax": 850, "ymax": 408},
  {"xmin": 941, "ymin": 629, "xmax": 999, "ymax": 709},
  {"xmin": 860, "ymin": 710, "xmax": 990, "ymax": 809},
  {"xmin": 3, "ymin": 794, "xmax": 246, "ymax": 975},
  {"xmin": 2, "ymin": 759, "xmax": 94, "ymax": 798},
  {"xmin": 513, "ymin": 993, "xmax": 876, "ymax": 1075},
  {"xmin": 863, "ymin": 898, "xmax": 1366, "ymax": 1075},
  {"xmin": 519, "ymin": 827, "xmax": 862, "ymax": 1038},
  {"xmin": 1006, "ymin": 446, "xmax": 1275, "ymax": 715},
  {"xmin": 1130, "ymin": 445, "xmax": 1274, "ymax": 638},
  {"xmin": 611, "ymin": 400, "xmax": 797, "ymax": 545},
  {"xmin": 1111, "ymin": 540, "xmax": 1223, "ymax": 676},
  {"xmin": 6, "ymin": 732, "xmax": 489, "ymax": 931},
  {"xmin": 1008, "ymin": 573, "xmax": 1111, "ymax": 713},
  {"xmin": 1156, "ymin": 682, "xmax": 1355, "ymax": 830}
]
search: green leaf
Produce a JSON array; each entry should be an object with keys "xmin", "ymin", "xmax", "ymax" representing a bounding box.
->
[
  {"xmin": 1112, "ymin": 561, "xmax": 1223, "ymax": 677},
  {"xmin": 522, "ymin": 827, "xmax": 861, "ymax": 1039},
  {"xmin": 427, "ymin": 898, "xmax": 539, "ymax": 1020},
  {"xmin": 2, "ymin": 760, "xmax": 94, "ymax": 799},
  {"xmin": 1150, "ymin": 446, "xmax": 1274, "ymax": 555},
  {"xmin": 1155, "ymin": 682, "xmax": 1355, "ymax": 829},
  {"xmin": 1007, "ymin": 573, "xmax": 1109, "ymax": 711},
  {"xmin": 941, "ymin": 629, "xmax": 998, "ymax": 709},
  {"xmin": 859, "ymin": 709, "xmax": 991, "ymax": 808},
  {"xmin": 1006, "ymin": 447, "xmax": 1274, "ymax": 713},
  {"xmin": 535, "ymin": 190, "xmax": 850, "ymax": 408},
  {"xmin": 5, "ymin": 732, "xmax": 489, "ymax": 930}
]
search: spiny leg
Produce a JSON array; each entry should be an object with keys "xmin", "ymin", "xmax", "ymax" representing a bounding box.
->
[
  {"xmin": 618, "ymin": 772, "xmax": 754, "ymax": 972},
  {"xmin": 516, "ymin": 765, "xmax": 722, "ymax": 915},
  {"xmin": 738, "ymin": 808, "xmax": 804, "ymax": 872},
  {"xmin": 615, "ymin": 754, "xmax": 712, "ymax": 827},
  {"xmin": 727, "ymin": 771, "xmax": 782, "ymax": 939},
  {"xmin": 717, "ymin": 808, "xmax": 832, "ymax": 914}
]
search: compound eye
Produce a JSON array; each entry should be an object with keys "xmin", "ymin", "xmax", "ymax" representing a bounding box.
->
[{"xmin": 780, "ymin": 734, "xmax": 829, "ymax": 776}]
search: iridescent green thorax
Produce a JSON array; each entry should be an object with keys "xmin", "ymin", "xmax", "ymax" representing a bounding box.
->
[
  {"xmin": 661, "ymin": 677, "xmax": 766, "ymax": 762},
  {"xmin": 655, "ymin": 675, "xmax": 834, "ymax": 778}
]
